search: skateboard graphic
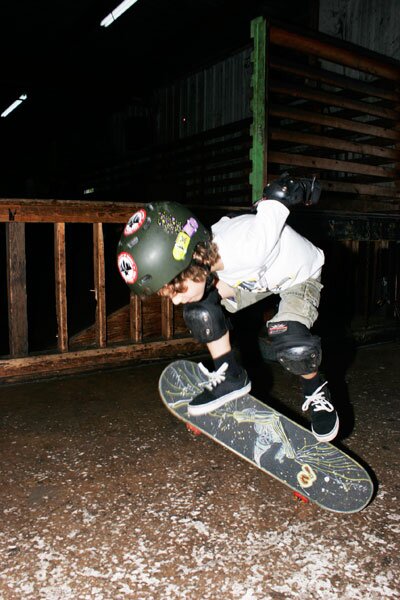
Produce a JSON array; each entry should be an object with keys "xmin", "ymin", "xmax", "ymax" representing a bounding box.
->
[{"xmin": 159, "ymin": 360, "xmax": 374, "ymax": 513}]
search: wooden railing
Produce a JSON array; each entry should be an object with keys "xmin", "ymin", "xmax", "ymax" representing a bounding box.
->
[
  {"xmin": 0, "ymin": 200, "xmax": 201, "ymax": 383},
  {"xmin": 1, "ymin": 200, "xmax": 399, "ymax": 384}
]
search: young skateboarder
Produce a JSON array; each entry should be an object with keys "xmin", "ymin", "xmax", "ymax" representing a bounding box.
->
[{"xmin": 117, "ymin": 173, "xmax": 339, "ymax": 442}]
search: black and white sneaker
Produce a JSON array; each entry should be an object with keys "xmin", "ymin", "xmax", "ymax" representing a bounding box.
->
[
  {"xmin": 302, "ymin": 381, "xmax": 339, "ymax": 442},
  {"xmin": 188, "ymin": 363, "xmax": 251, "ymax": 416}
]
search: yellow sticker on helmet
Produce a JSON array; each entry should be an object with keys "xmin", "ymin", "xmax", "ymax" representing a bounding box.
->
[{"xmin": 172, "ymin": 218, "xmax": 199, "ymax": 261}]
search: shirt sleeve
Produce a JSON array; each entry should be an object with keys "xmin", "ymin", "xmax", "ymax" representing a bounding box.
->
[{"xmin": 252, "ymin": 200, "xmax": 290, "ymax": 256}]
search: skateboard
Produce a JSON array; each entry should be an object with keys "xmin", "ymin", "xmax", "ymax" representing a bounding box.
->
[{"xmin": 159, "ymin": 359, "xmax": 374, "ymax": 513}]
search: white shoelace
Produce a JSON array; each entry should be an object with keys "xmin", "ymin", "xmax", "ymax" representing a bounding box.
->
[
  {"xmin": 198, "ymin": 362, "xmax": 228, "ymax": 391},
  {"xmin": 302, "ymin": 381, "xmax": 334, "ymax": 413}
]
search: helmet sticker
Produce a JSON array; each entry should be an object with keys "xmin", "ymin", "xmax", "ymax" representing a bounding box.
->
[
  {"xmin": 117, "ymin": 252, "xmax": 138, "ymax": 285},
  {"xmin": 172, "ymin": 218, "xmax": 199, "ymax": 261},
  {"xmin": 124, "ymin": 209, "xmax": 147, "ymax": 236},
  {"xmin": 158, "ymin": 211, "xmax": 183, "ymax": 235}
]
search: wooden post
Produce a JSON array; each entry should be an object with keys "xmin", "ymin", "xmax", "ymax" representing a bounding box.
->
[
  {"xmin": 54, "ymin": 223, "xmax": 68, "ymax": 352},
  {"xmin": 249, "ymin": 16, "xmax": 267, "ymax": 203},
  {"xmin": 6, "ymin": 222, "xmax": 28, "ymax": 357},
  {"xmin": 93, "ymin": 223, "xmax": 107, "ymax": 348},
  {"xmin": 130, "ymin": 294, "xmax": 142, "ymax": 342},
  {"xmin": 161, "ymin": 296, "xmax": 174, "ymax": 340}
]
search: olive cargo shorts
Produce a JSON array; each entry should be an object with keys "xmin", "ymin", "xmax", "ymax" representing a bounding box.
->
[{"xmin": 221, "ymin": 277, "xmax": 323, "ymax": 330}]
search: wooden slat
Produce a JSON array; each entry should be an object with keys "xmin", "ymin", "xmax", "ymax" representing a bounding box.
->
[
  {"xmin": 271, "ymin": 148, "xmax": 395, "ymax": 170},
  {"xmin": 270, "ymin": 26, "xmax": 400, "ymax": 81},
  {"xmin": 54, "ymin": 223, "xmax": 68, "ymax": 352},
  {"xmin": 161, "ymin": 297, "xmax": 174, "ymax": 339},
  {"xmin": 269, "ymin": 57, "xmax": 400, "ymax": 103},
  {"xmin": 5, "ymin": 222, "xmax": 28, "ymax": 357},
  {"xmin": 269, "ymin": 151, "xmax": 397, "ymax": 178},
  {"xmin": 93, "ymin": 223, "xmax": 107, "ymax": 348},
  {"xmin": 130, "ymin": 294, "xmax": 142, "ymax": 342},
  {"xmin": 270, "ymin": 105, "xmax": 400, "ymax": 141},
  {"xmin": 270, "ymin": 81, "xmax": 399, "ymax": 121},
  {"xmin": 321, "ymin": 180, "xmax": 400, "ymax": 198},
  {"xmin": 270, "ymin": 129, "xmax": 398, "ymax": 161}
]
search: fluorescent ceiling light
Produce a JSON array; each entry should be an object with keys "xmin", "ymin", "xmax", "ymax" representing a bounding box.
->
[
  {"xmin": 100, "ymin": 0, "xmax": 139, "ymax": 27},
  {"xmin": 1, "ymin": 93, "xmax": 28, "ymax": 118}
]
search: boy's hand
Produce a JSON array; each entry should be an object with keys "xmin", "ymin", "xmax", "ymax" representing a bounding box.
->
[{"xmin": 260, "ymin": 172, "xmax": 321, "ymax": 207}]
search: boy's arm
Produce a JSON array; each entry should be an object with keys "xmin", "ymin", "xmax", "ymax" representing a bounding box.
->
[{"xmin": 251, "ymin": 173, "xmax": 320, "ymax": 256}]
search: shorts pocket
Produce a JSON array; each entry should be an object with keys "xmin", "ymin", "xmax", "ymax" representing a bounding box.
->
[{"xmin": 304, "ymin": 279, "xmax": 323, "ymax": 308}]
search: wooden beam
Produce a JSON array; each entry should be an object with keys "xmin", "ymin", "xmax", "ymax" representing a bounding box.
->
[
  {"xmin": 269, "ymin": 128, "xmax": 399, "ymax": 160},
  {"xmin": 270, "ymin": 26, "xmax": 400, "ymax": 82},
  {"xmin": 270, "ymin": 105, "xmax": 400, "ymax": 141},
  {"xmin": 321, "ymin": 180, "xmax": 400, "ymax": 198},
  {"xmin": 270, "ymin": 81, "xmax": 399, "ymax": 121},
  {"xmin": 93, "ymin": 223, "xmax": 107, "ymax": 348},
  {"xmin": 5, "ymin": 222, "xmax": 28, "ymax": 358},
  {"xmin": 269, "ymin": 56, "xmax": 400, "ymax": 103},
  {"xmin": 269, "ymin": 151, "xmax": 397, "ymax": 178},
  {"xmin": 0, "ymin": 338, "xmax": 203, "ymax": 383},
  {"xmin": 54, "ymin": 223, "xmax": 68, "ymax": 352},
  {"xmin": 250, "ymin": 16, "xmax": 267, "ymax": 202},
  {"xmin": 0, "ymin": 200, "xmax": 145, "ymax": 224}
]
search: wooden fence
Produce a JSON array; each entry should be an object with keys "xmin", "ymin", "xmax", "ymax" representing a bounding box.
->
[
  {"xmin": 1, "ymin": 200, "xmax": 399, "ymax": 385},
  {"xmin": 0, "ymin": 200, "xmax": 201, "ymax": 383}
]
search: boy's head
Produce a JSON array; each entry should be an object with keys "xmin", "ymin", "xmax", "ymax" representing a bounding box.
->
[
  {"xmin": 158, "ymin": 238, "xmax": 220, "ymax": 303},
  {"xmin": 117, "ymin": 201, "xmax": 214, "ymax": 297}
]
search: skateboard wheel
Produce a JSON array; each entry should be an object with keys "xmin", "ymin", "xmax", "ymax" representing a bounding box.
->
[
  {"xmin": 186, "ymin": 423, "xmax": 202, "ymax": 436},
  {"xmin": 293, "ymin": 491, "xmax": 310, "ymax": 504}
]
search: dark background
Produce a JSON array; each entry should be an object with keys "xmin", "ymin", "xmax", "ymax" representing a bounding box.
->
[{"xmin": 0, "ymin": 0, "xmax": 318, "ymax": 197}]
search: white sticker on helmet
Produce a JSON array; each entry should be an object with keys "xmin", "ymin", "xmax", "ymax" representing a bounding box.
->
[
  {"xmin": 118, "ymin": 252, "xmax": 138, "ymax": 285},
  {"xmin": 124, "ymin": 209, "xmax": 147, "ymax": 236}
]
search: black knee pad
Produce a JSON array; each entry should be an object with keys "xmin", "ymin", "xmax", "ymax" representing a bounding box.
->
[
  {"xmin": 183, "ymin": 288, "xmax": 229, "ymax": 343},
  {"xmin": 268, "ymin": 321, "xmax": 321, "ymax": 375}
]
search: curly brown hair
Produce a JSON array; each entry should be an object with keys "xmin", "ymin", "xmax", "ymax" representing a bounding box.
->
[{"xmin": 158, "ymin": 240, "xmax": 220, "ymax": 296}]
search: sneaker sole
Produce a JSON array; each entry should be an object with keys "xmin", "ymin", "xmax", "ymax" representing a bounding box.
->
[
  {"xmin": 188, "ymin": 382, "xmax": 252, "ymax": 417},
  {"xmin": 312, "ymin": 414, "xmax": 340, "ymax": 443}
]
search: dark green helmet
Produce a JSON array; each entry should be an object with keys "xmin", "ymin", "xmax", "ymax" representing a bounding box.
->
[{"xmin": 117, "ymin": 201, "xmax": 210, "ymax": 295}]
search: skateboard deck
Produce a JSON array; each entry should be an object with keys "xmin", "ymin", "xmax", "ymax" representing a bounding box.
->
[{"xmin": 159, "ymin": 359, "xmax": 374, "ymax": 513}]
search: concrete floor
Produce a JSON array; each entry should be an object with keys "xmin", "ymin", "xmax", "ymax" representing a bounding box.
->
[{"xmin": 0, "ymin": 342, "xmax": 399, "ymax": 600}]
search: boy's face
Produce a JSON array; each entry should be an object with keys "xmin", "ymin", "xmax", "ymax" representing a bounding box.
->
[{"xmin": 169, "ymin": 278, "xmax": 206, "ymax": 305}]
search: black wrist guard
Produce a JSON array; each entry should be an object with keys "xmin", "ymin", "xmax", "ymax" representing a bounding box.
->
[{"xmin": 261, "ymin": 172, "xmax": 321, "ymax": 207}]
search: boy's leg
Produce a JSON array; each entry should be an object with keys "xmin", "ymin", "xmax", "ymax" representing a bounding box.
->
[
  {"xmin": 183, "ymin": 289, "xmax": 251, "ymax": 415},
  {"xmin": 267, "ymin": 279, "xmax": 339, "ymax": 442}
]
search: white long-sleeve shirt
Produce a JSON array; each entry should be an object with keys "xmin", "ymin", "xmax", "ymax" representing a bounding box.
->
[{"xmin": 211, "ymin": 200, "xmax": 324, "ymax": 293}]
